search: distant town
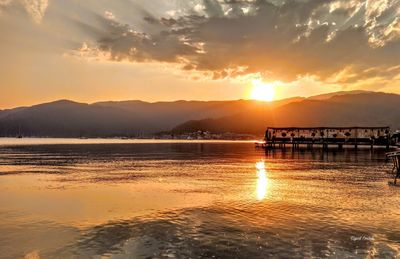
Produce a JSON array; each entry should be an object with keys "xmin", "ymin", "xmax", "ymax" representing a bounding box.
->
[{"xmin": 155, "ymin": 131, "xmax": 258, "ymax": 140}]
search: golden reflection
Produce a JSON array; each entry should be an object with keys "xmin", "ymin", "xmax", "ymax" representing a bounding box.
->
[
  {"xmin": 255, "ymin": 161, "xmax": 269, "ymax": 200},
  {"xmin": 256, "ymin": 161, "xmax": 265, "ymax": 170}
]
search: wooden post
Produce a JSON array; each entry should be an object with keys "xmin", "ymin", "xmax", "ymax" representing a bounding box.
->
[
  {"xmin": 355, "ymin": 128, "xmax": 358, "ymax": 149},
  {"xmin": 324, "ymin": 129, "xmax": 327, "ymax": 150},
  {"xmin": 297, "ymin": 129, "xmax": 300, "ymax": 149},
  {"xmin": 395, "ymin": 155, "xmax": 399, "ymax": 185}
]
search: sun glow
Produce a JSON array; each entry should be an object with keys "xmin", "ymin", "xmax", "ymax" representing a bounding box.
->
[{"xmin": 250, "ymin": 80, "xmax": 275, "ymax": 102}]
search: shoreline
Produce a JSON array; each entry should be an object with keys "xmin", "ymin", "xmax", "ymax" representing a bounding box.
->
[{"xmin": 0, "ymin": 137, "xmax": 258, "ymax": 146}]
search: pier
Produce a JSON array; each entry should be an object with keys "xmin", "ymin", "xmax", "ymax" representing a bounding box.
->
[
  {"xmin": 260, "ymin": 126, "xmax": 391, "ymax": 150},
  {"xmin": 387, "ymin": 151, "xmax": 400, "ymax": 185}
]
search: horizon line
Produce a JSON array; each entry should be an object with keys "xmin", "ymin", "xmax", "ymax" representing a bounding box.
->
[{"xmin": 0, "ymin": 89, "xmax": 395, "ymax": 110}]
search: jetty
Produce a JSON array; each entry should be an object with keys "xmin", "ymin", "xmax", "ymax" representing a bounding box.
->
[
  {"xmin": 259, "ymin": 126, "xmax": 391, "ymax": 150},
  {"xmin": 387, "ymin": 151, "xmax": 400, "ymax": 185}
]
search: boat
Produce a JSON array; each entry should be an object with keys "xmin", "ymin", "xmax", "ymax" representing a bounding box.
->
[
  {"xmin": 17, "ymin": 125, "xmax": 23, "ymax": 138},
  {"xmin": 254, "ymin": 141, "xmax": 266, "ymax": 148}
]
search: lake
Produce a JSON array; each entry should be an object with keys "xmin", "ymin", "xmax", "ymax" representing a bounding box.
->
[{"xmin": 0, "ymin": 139, "xmax": 399, "ymax": 258}]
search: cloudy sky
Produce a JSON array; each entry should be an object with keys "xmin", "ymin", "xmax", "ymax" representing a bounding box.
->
[{"xmin": 1, "ymin": 0, "xmax": 399, "ymax": 108}]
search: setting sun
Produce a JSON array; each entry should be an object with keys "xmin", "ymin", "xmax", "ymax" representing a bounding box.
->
[{"xmin": 250, "ymin": 80, "xmax": 275, "ymax": 102}]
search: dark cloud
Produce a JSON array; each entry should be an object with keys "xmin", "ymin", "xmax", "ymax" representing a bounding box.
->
[{"xmin": 72, "ymin": 0, "xmax": 400, "ymax": 83}]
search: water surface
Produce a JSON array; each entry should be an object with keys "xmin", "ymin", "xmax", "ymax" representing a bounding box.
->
[{"xmin": 0, "ymin": 139, "xmax": 399, "ymax": 258}]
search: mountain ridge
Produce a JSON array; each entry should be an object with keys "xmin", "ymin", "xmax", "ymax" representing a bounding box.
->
[
  {"xmin": 0, "ymin": 97, "xmax": 298, "ymax": 137},
  {"xmin": 172, "ymin": 92, "xmax": 400, "ymax": 134},
  {"xmin": 0, "ymin": 91, "xmax": 398, "ymax": 137}
]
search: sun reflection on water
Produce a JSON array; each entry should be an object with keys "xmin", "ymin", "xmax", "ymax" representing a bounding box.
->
[{"xmin": 255, "ymin": 161, "xmax": 269, "ymax": 201}]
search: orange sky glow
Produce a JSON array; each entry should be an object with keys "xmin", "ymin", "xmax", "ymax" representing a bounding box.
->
[{"xmin": 0, "ymin": 0, "xmax": 399, "ymax": 109}]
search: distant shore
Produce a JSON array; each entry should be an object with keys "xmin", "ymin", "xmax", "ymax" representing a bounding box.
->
[
  {"xmin": 0, "ymin": 131, "xmax": 260, "ymax": 142},
  {"xmin": 0, "ymin": 137, "xmax": 258, "ymax": 146}
]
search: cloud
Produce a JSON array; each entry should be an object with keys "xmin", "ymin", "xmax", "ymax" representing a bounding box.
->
[
  {"xmin": 0, "ymin": 0, "xmax": 13, "ymax": 6},
  {"xmin": 0, "ymin": 0, "xmax": 48, "ymax": 23},
  {"xmin": 68, "ymin": 0, "xmax": 398, "ymax": 87},
  {"xmin": 23, "ymin": 0, "xmax": 48, "ymax": 23},
  {"xmin": 4, "ymin": 0, "xmax": 398, "ymax": 91}
]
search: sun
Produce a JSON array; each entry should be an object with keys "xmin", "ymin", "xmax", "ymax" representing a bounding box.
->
[{"xmin": 250, "ymin": 80, "xmax": 275, "ymax": 102}]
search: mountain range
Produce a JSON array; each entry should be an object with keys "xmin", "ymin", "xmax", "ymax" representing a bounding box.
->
[{"xmin": 0, "ymin": 91, "xmax": 399, "ymax": 137}]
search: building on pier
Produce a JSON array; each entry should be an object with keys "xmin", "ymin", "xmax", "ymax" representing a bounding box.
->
[{"xmin": 263, "ymin": 126, "xmax": 391, "ymax": 149}]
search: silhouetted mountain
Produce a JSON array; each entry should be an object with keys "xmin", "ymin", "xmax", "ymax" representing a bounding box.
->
[
  {"xmin": 307, "ymin": 90, "xmax": 372, "ymax": 100},
  {"xmin": 1, "ymin": 92, "xmax": 398, "ymax": 137},
  {"xmin": 94, "ymin": 97, "xmax": 303, "ymax": 131},
  {"xmin": 0, "ymin": 100, "xmax": 155, "ymax": 137},
  {"xmin": 173, "ymin": 92, "xmax": 400, "ymax": 134},
  {"xmin": 0, "ymin": 97, "xmax": 299, "ymax": 137}
]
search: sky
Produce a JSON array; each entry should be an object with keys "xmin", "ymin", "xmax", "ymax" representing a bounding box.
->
[{"xmin": 0, "ymin": 0, "xmax": 400, "ymax": 109}]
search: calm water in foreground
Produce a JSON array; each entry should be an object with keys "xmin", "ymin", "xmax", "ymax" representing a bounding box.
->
[{"xmin": 0, "ymin": 139, "xmax": 399, "ymax": 258}]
